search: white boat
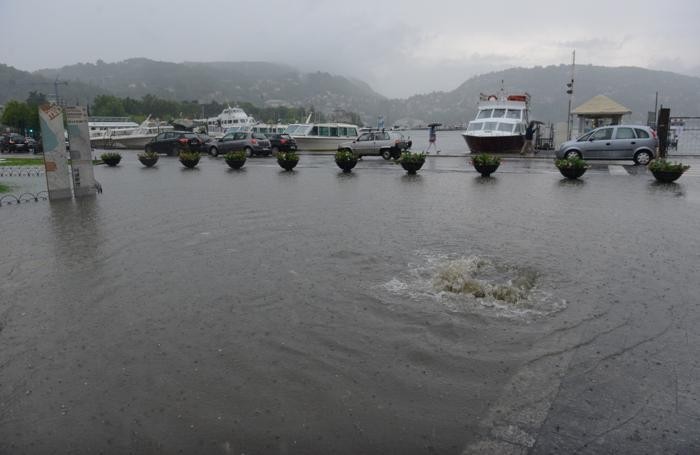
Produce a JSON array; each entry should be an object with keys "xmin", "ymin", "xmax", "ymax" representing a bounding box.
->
[
  {"xmin": 203, "ymin": 106, "xmax": 256, "ymax": 137},
  {"xmin": 92, "ymin": 115, "xmax": 173, "ymax": 149},
  {"xmin": 89, "ymin": 117, "xmax": 139, "ymax": 147},
  {"xmin": 286, "ymin": 122, "xmax": 360, "ymax": 151},
  {"xmin": 462, "ymin": 92, "xmax": 530, "ymax": 153}
]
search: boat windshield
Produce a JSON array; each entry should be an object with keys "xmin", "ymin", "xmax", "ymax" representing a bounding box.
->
[
  {"xmin": 477, "ymin": 109, "xmax": 493, "ymax": 119},
  {"xmin": 286, "ymin": 124, "xmax": 312, "ymax": 136},
  {"xmin": 492, "ymin": 109, "xmax": 506, "ymax": 118},
  {"xmin": 497, "ymin": 123, "xmax": 515, "ymax": 133},
  {"xmin": 506, "ymin": 109, "xmax": 521, "ymax": 120},
  {"xmin": 484, "ymin": 122, "xmax": 498, "ymax": 131},
  {"xmin": 467, "ymin": 122, "xmax": 483, "ymax": 132}
]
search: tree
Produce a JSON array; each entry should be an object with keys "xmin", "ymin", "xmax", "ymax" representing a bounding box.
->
[
  {"xmin": 92, "ymin": 95, "xmax": 126, "ymax": 116},
  {"xmin": 1, "ymin": 100, "xmax": 34, "ymax": 132}
]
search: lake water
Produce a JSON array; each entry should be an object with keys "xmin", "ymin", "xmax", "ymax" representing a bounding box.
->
[{"xmin": 1, "ymin": 154, "xmax": 699, "ymax": 453}]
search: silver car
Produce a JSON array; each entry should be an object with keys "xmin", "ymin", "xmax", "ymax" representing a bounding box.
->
[
  {"xmin": 338, "ymin": 131, "xmax": 411, "ymax": 160},
  {"xmin": 557, "ymin": 125, "xmax": 658, "ymax": 165}
]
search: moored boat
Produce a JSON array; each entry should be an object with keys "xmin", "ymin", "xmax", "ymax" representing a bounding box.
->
[
  {"xmin": 202, "ymin": 106, "xmax": 256, "ymax": 137},
  {"xmin": 286, "ymin": 122, "xmax": 359, "ymax": 151},
  {"xmin": 462, "ymin": 92, "xmax": 530, "ymax": 153}
]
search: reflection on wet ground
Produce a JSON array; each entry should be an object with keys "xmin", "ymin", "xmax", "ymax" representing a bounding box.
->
[{"xmin": 1, "ymin": 152, "xmax": 700, "ymax": 453}]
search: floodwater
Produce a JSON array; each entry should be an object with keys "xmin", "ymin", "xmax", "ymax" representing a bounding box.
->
[{"xmin": 1, "ymin": 154, "xmax": 700, "ymax": 453}]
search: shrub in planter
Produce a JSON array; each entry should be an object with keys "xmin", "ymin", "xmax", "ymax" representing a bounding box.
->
[
  {"xmin": 554, "ymin": 156, "xmax": 589, "ymax": 179},
  {"xmin": 335, "ymin": 149, "xmax": 358, "ymax": 173},
  {"xmin": 277, "ymin": 151, "xmax": 299, "ymax": 171},
  {"xmin": 137, "ymin": 150, "xmax": 159, "ymax": 167},
  {"xmin": 100, "ymin": 152, "xmax": 122, "ymax": 167},
  {"xmin": 648, "ymin": 159, "xmax": 690, "ymax": 183},
  {"xmin": 471, "ymin": 153, "xmax": 501, "ymax": 177},
  {"xmin": 397, "ymin": 151, "xmax": 426, "ymax": 174},
  {"xmin": 179, "ymin": 150, "xmax": 201, "ymax": 169},
  {"xmin": 224, "ymin": 151, "xmax": 247, "ymax": 169}
]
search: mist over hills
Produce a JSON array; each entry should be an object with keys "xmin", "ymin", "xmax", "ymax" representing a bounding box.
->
[{"xmin": 3, "ymin": 58, "xmax": 700, "ymax": 125}]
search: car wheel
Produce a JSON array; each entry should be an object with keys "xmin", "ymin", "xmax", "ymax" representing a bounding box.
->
[
  {"xmin": 271, "ymin": 146, "xmax": 279, "ymax": 156},
  {"xmin": 245, "ymin": 147, "xmax": 254, "ymax": 158},
  {"xmin": 210, "ymin": 147, "xmax": 218, "ymax": 157},
  {"xmin": 564, "ymin": 150, "xmax": 582, "ymax": 160},
  {"xmin": 381, "ymin": 149, "xmax": 392, "ymax": 160},
  {"xmin": 633, "ymin": 150, "xmax": 653, "ymax": 166},
  {"xmin": 145, "ymin": 144, "xmax": 153, "ymax": 154}
]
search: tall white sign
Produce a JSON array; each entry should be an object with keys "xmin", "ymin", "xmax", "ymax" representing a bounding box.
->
[
  {"xmin": 65, "ymin": 106, "xmax": 96, "ymax": 197},
  {"xmin": 39, "ymin": 104, "xmax": 72, "ymax": 200}
]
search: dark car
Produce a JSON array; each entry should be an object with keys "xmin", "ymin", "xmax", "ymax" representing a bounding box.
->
[
  {"xmin": 207, "ymin": 131, "xmax": 271, "ymax": 157},
  {"xmin": 1, "ymin": 133, "xmax": 31, "ymax": 153},
  {"xmin": 264, "ymin": 133, "xmax": 297, "ymax": 154},
  {"xmin": 144, "ymin": 131, "xmax": 204, "ymax": 156}
]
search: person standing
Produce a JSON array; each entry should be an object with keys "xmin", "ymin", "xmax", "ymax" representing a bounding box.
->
[
  {"xmin": 520, "ymin": 121, "xmax": 538, "ymax": 155},
  {"xmin": 425, "ymin": 123, "xmax": 441, "ymax": 154}
]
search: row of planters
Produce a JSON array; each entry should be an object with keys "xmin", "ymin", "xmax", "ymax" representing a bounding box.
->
[
  {"xmin": 471, "ymin": 154, "xmax": 691, "ymax": 183},
  {"xmin": 100, "ymin": 151, "xmax": 691, "ymax": 182}
]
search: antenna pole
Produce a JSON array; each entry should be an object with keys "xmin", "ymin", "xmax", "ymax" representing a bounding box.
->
[{"xmin": 566, "ymin": 50, "xmax": 576, "ymax": 141}]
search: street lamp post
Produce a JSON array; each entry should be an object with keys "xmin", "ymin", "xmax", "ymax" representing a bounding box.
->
[{"xmin": 565, "ymin": 50, "xmax": 576, "ymax": 141}]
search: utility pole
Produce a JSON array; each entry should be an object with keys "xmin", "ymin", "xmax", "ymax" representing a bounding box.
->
[
  {"xmin": 53, "ymin": 77, "xmax": 69, "ymax": 106},
  {"xmin": 566, "ymin": 50, "xmax": 576, "ymax": 141}
]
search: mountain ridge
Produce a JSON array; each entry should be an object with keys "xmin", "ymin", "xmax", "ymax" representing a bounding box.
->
[{"xmin": 3, "ymin": 59, "xmax": 700, "ymax": 125}]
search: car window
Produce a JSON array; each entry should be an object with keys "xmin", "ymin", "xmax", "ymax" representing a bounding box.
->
[
  {"xmin": 358, "ymin": 133, "xmax": 371, "ymax": 141},
  {"xmin": 233, "ymin": 132, "xmax": 247, "ymax": 140},
  {"xmin": 634, "ymin": 128, "xmax": 650, "ymax": 139},
  {"xmin": 253, "ymin": 133, "xmax": 267, "ymax": 140},
  {"xmin": 222, "ymin": 134, "xmax": 234, "ymax": 141},
  {"xmin": 591, "ymin": 128, "xmax": 613, "ymax": 141},
  {"xmin": 577, "ymin": 131, "xmax": 593, "ymax": 141},
  {"xmin": 615, "ymin": 127, "xmax": 636, "ymax": 139}
]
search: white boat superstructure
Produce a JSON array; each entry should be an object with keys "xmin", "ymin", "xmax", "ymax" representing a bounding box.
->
[
  {"xmin": 462, "ymin": 93, "xmax": 530, "ymax": 153},
  {"xmin": 204, "ymin": 106, "xmax": 256, "ymax": 137},
  {"xmin": 91, "ymin": 115, "xmax": 173, "ymax": 149},
  {"xmin": 286, "ymin": 123, "xmax": 360, "ymax": 151}
]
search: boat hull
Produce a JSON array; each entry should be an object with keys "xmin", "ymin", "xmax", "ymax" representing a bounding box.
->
[
  {"xmin": 292, "ymin": 137, "xmax": 357, "ymax": 152},
  {"xmin": 463, "ymin": 134, "xmax": 524, "ymax": 154},
  {"xmin": 112, "ymin": 135, "xmax": 157, "ymax": 149}
]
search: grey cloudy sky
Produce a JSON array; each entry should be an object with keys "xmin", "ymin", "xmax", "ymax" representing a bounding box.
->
[{"xmin": 1, "ymin": 0, "xmax": 699, "ymax": 98}]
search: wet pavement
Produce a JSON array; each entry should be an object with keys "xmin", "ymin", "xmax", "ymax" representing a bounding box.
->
[{"xmin": 1, "ymin": 152, "xmax": 700, "ymax": 454}]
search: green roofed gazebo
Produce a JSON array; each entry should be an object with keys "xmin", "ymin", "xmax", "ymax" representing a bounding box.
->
[{"xmin": 573, "ymin": 95, "xmax": 632, "ymax": 133}]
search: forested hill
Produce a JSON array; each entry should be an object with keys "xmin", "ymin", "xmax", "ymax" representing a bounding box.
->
[{"xmin": 3, "ymin": 58, "xmax": 700, "ymax": 125}]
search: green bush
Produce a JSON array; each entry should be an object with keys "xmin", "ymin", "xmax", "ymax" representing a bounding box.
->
[
  {"xmin": 224, "ymin": 151, "xmax": 247, "ymax": 161},
  {"xmin": 398, "ymin": 151, "xmax": 426, "ymax": 163},
  {"xmin": 277, "ymin": 151, "xmax": 299, "ymax": 161},
  {"xmin": 335, "ymin": 149, "xmax": 356, "ymax": 161},
  {"xmin": 100, "ymin": 152, "xmax": 122, "ymax": 161},
  {"xmin": 648, "ymin": 159, "xmax": 690, "ymax": 173},
  {"xmin": 179, "ymin": 151, "xmax": 200, "ymax": 161},
  {"xmin": 471, "ymin": 154, "xmax": 501, "ymax": 166},
  {"xmin": 554, "ymin": 156, "xmax": 588, "ymax": 170}
]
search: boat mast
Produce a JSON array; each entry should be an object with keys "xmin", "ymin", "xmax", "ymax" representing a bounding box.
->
[{"xmin": 566, "ymin": 50, "xmax": 576, "ymax": 140}]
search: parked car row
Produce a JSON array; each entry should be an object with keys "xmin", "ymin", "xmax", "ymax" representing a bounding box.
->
[
  {"xmin": 145, "ymin": 131, "xmax": 297, "ymax": 157},
  {"xmin": 1, "ymin": 133, "xmax": 34, "ymax": 153}
]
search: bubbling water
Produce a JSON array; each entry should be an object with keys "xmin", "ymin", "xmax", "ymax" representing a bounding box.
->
[{"xmin": 381, "ymin": 252, "xmax": 565, "ymax": 319}]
